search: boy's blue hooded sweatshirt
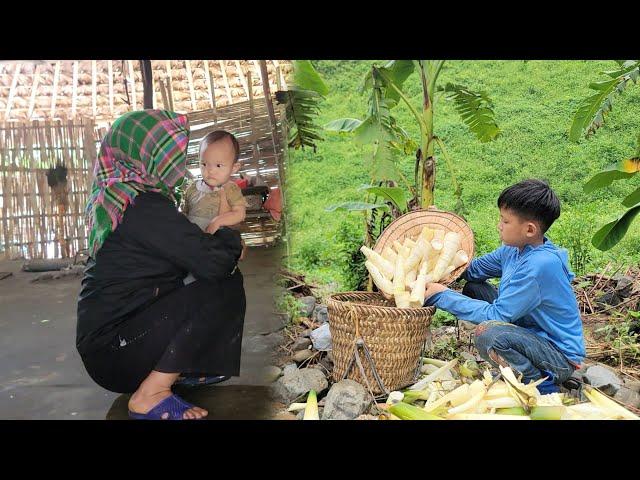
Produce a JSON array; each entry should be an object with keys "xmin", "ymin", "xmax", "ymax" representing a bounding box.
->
[{"xmin": 425, "ymin": 238, "xmax": 585, "ymax": 364}]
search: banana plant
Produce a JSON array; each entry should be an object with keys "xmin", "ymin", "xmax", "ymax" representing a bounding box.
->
[
  {"xmin": 276, "ymin": 60, "xmax": 329, "ymax": 151},
  {"xmin": 325, "ymin": 60, "xmax": 500, "ymax": 211},
  {"xmin": 571, "ymin": 60, "xmax": 640, "ymax": 250}
]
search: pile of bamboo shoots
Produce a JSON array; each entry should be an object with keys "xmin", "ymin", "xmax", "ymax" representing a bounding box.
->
[
  {"xmin": 379, "ymin": 359, "xmax": 639, "ymax": 420},
  {"xmin": 361, "ymin": 226, "xmax": 469, "ymax": 307}
]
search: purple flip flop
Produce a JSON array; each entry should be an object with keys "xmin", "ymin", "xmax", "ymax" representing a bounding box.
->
[{"xmin": 128, "ymin": 394, "xmax": 204, "ymax": 420}]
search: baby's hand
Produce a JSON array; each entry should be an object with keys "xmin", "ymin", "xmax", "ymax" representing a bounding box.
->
[{"xmin": 206, "ymin": 218, "xmax": 221, "ymax": 235}]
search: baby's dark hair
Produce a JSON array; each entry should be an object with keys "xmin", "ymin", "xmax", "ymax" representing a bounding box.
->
[
  {"xmin": 199, "ymin": 130, "xmax": 240, "ymax": 163},
  {"xmin": 497, "ymin": 179, "xmax": 560, "ymax": 233}
]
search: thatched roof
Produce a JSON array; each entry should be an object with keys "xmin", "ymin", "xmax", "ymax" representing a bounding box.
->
[{"xmin": 0, "ymin": 60, "xmax": 292, "ymax": 123}]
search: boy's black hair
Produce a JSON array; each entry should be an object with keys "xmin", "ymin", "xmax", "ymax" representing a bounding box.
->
[
  {"xmin": 497, "ymin": 179, "xmax": 560, "ymax": 233},
  {"xmin": 199, "ymin": 130, "xmax": 240, "ymax": 163}
]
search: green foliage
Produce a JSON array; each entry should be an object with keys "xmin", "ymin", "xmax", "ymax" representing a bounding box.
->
[
  {"xmin": 293, "ymin": 60, "xmax": 330, "ymax": 96},
  {"xmin": 287, "ymin": 60, "xmax": 640, "ymax": 290},
  {"xmin": 431, "ymin": 310, "xmax": 458, "ymax": 328},
  {"xmin": 333, "ymin": 219, "xmax": 368, "ymax": 291},
  {"xmin": 572, "ymin": 61, "xmax": 640, "ymax": 250},
  {"xmin": 440, "ymin": 83, "xmax": 501, "ymax": 142},
  {"xmin": 278, "ymin": 60, "xmax": 329, "ymax": 151},
  {"xmin": 427, "ymin": 335, "xmax": 459, "ymax": 361},
  {"xmin": 569, "ymin": 60, "xmax": 639, "ymax": 141},
  {"xmin": 548, "ymin": 209, "xmax": 596, "ymax": 275},
  {"xmin": 274, "ymin": 291, "xmax": 306, "ymax": 324},
  {"xmin": 595, "ymin": 311, "xmax": 640, "ymax": 365}
]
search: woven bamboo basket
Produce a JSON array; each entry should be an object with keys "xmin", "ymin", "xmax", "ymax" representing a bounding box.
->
[
  {"xmin": 327, "ymin": 292, "xmax": 435, "ymax": 395},
  {"xmin": 374, "ymin": 207, "xmax": 475, "ymax": 291}
]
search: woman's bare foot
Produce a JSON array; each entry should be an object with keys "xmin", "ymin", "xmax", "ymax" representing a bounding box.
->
[{"xmin": 128, "ymin": 371, "xmax": 208, "ymax": 420}]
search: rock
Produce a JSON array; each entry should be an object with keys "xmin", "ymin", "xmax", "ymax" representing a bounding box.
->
[
  {"xmin": 272, "ymin": 367, "xmax": 328, "ymax": 404},
  {"xmin": 584, "ymin": 365, "xmax": 623, "ymax": 395},
  {"xmin": 460, "ymin": 321, "xmax": 476, "ymax": 331},
  {"xmin": 614, "ymin": 387, "xmax": 640, "ymax": 409},
  {"xmin": 301, "ymin": 329, "xmax": 313, "ymax": 338},
  {"xmin": 614, "ymin": 275, "xmax": 634, "ymax": 297},
  {"xmin": 321, "ymin": 379, "xmax": 371, "ymax": 420},
  {"xmin": 313, "ymin": 304, "xmax": 329, "ymax": 324},
  {"xmin": 356, "ymin": 414, "xmax": 379, "ymax": 420},
  {"xmin": 595, "ymin": 291, "xmax": 622, "ymax": 307},
  {"xmin": 612, "ymin": 273, "xmax": 635, "ymax": 291},
  {"xmin": 292, "ymin": 337, "xmax": 312, "ymax": 351},
  {"xmin": 318, "ymin": 357, "xmax": 333, "ymax": 373},
  {"xmin": 310, "ymin": 323, "xmax": 332, "ymax": 351},
  {"xmin": 298, "ymin": 296, "xmax": 316, "ymax": 317},
  {"xmin": 460, "ymin": 351, "xmax": 476, "ymax": 362},
  {"xmin": 292, "ymin": 349, "xmax": 315, "ymax": 363},
  {"xmin": 262, "ymin": 366, "xmax": 282, "ymax": 383},
  {"xmin": 623, "ymin": 379, "xmax": 640, "ymax": 393},
  {"xmin": 283, "ymin": 363, "xmax": 298, "ymax": 376},
  {"xmin": 326, "ymin": 351, "xmax": 334, "ymax": 364},
  {"xmin": 272, "ymin": 411, "xmax": 298, "ymax": 421},
  {"xmin": 432, "ymin": 326, "xmax": 457, "ymax": 336},
  {"xmin": 386, "ymin": 391, "xmax": 404, "ymax": 404}
]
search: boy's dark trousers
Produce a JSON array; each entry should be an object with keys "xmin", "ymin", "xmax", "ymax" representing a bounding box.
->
[{"xmin": 462, "ymin": 280, "xmax": 576, "ymax": 388}]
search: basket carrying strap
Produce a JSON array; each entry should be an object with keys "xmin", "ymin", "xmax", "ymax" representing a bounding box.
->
[{"xmin": 342, "ymin": 307, "xmax": 390, "ymax": 398}]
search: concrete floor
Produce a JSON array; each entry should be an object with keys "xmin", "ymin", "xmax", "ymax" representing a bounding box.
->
[{"xmin": 0, "ymin": 245, "xmax": 283, "ymax": 420}]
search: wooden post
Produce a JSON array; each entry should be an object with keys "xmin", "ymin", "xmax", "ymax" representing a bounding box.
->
[
  {"xmin": 1, "ymin": 127, "xmax": 10, "ymax": 259},
  {"xmin": 140, "ymin": 60, "xmax": 154, "ymax": 109},
  {"xmin": 165, "ymin": 61, "xmax": 175, "ymax": 111},
  {"xmin": 158, "ymin": 77, "xmax": 170, "ymax": 110},
  {"xmin": 247, "ymin": 71, "xmax": 260, "ymax": 178},
  {"xmin": 274, "ymin": 66, "xmax": 289, "ymax": 258}
]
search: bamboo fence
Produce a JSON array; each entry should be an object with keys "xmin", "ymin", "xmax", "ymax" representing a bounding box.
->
[{"xmin": 0, "ymin": 117, "xmax": 98, "ymax": 259}]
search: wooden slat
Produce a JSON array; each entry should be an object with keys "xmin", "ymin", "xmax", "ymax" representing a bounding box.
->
[
  {"xmin": 50, "ymin": 62, "xmax": 61, "ymax": 117},
  {"xmin": 5, "ymin": 62, "xmax": 22, "ymax": 120},
  {"xmin": 218, "ymin": 60, "xmax": 233, "ymax": 104},
  {"xmin": 71, "ymin": 61, "xmax": 79, "ymax": 118},
  {"xmin": 108, "ymin": 60, "xmax": 114, "ymax": 116},
  {"xmin": 158, "ymin": 78, "xmax": 170, "ymax": 110},
  {"xmin": 235, "ymin": 60, "xmax": 249, "ymax": 100},
  {"xmin": 203, "ymin": 60, "xmax": 215, "ymax": 110},
  {"xmin": 27, "ymin": 64, "xmax": 41, "ymax": 120},
  {"xmin": 185, "ymin": 60, "xmax": 197, "ymax": 111},
  {"xmin": 92, "ymin": 60, "xmax": 97, "ymax": 117},
  {"xmin": 165, "ymin": 60, "xmax": 175, "ymax": 110}
]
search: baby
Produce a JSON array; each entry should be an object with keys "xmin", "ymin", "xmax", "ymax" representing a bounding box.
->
[{"xmin": 182, "ymin": 130, "xmax": 248, "ymax": 280}]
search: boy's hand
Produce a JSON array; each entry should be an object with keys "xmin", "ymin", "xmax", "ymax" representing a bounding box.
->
[{"xmin": 424, "ymin": 282, "xmax": 448, "ymax": 300}]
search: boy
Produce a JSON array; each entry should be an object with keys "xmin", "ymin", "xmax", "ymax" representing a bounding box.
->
[
  {"xmin": 182, "ymin": 130, "xmax": 247, "ymax": 234},
  {"xmin": 424, "ymin": 179, "xmax": 585, "ymax": 394}
]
